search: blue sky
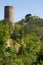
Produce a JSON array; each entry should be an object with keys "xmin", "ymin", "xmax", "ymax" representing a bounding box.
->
[{"xmin": 0, "ymin": 0, "xmax": 43, "ymax": 22}]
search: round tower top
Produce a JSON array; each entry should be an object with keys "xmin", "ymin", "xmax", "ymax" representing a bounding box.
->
[{"xmin": 5, "ymin": 6, "xmax": 14, "ymax": 9}]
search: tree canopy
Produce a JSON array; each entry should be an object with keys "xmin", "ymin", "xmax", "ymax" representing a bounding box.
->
[{"xmin": 0, "ymin": 15, "xmax": 43, "ymax": 65}]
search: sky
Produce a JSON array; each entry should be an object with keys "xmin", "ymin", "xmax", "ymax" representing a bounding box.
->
[{"xmin": 0, "ymin": 0, "xmax": 43, "ymax": 22}]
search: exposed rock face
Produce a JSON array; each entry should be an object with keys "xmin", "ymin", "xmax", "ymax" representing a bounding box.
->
[{"xmin": 6, "ymin": 39, "xmax": 13, "ymax": 47}]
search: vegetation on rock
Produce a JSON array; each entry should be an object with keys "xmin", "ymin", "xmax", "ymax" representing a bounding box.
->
[{"xmin": 0, "ymin": 15, "xmax": 43, "ymax": 65}]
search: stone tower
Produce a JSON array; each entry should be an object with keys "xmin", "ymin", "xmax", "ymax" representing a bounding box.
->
[{"xmin": 4, "ymin": 6, "xmax": 14, "ymax": 24}]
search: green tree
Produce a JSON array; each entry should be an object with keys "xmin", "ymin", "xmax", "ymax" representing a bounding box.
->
[{"xmin": 0, "ymin": 22, "xmax": 10, "ymax": 53}]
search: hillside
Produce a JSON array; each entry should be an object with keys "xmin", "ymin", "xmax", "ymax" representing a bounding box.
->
[
  {"xmin": 0, "ymin": 14, "xmax": 43, "ymax": 65},
  {"xmin": 15, "ymin": 15, "xmax": 43, "ymax": 41}
]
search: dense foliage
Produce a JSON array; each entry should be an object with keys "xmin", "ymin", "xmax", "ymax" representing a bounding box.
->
[{"xmin": 0, "ymin": 15, "xmax": 43, "ymax": 65}]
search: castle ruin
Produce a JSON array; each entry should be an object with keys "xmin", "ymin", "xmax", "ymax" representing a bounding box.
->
[{"xmin": 4, "ymin": 6, "xmax": 14, "ymax": 24}]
